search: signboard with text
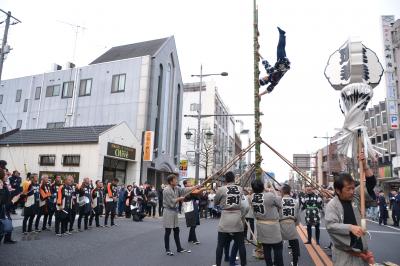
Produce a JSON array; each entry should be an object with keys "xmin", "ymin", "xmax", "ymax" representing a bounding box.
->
[
  {"xmin": 107, "ymin": 142, "xmax": 136, "ymax": 160},
  {"xmin": 143, "ymin": 131, "xmax": 154, "ymax": 161},
  {"xmin": 382, "ymin": 16, "xmax": 398, "ymax": 130}
]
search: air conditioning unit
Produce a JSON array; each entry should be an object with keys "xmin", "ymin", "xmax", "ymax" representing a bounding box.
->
[
  {"xmin": 52, "ymin": 64, "xmax": 62, "ymax": 71},
  {"xmin": 65, "ymin": 62, "xmax": 76, "ymax": 69}
]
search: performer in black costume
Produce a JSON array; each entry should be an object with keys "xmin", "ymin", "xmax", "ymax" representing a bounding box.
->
[
  {"xmin": 301, "ymin": 185, "xmax": 323, "ymax": 245},
  {"xmin": 259, "ymin": 27, "xmax": 290, "ymax": 95}
]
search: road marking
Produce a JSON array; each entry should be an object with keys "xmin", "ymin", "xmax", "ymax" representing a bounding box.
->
[
  {"xmin": 298, "ymin": 224, "xmax": 333, "ymax": 266},
  {"xmin": 367, "ymin": 219, "xmax": 400, "ymax": 232},
  {"xmin": 296, "ymin": 225, "xmax": 325, "ymax": 266}
]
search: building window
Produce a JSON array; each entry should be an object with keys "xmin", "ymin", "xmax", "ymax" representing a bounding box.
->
[
  {"xmin": 15, "ymin": 90, "xmax": 22, "ymax": 102},
  {"xmin": 389, "ymin": 130, "xmax": 395, "ymax": 139},
  {"xmin": 382, "ymin": 111, "xmax": 387, "ymax": 124},
  {"xmin": 35, "ymin": 87, "xmax": 41, "ymax": 100},
  {"xmin": 79, "ymin": 79, "xmax": 92, "ymax": 96},
  {"xmin": 154, "ymin": 65, "xmax": 163, "ymax": 157},
  {"xmin": 46, "ymin": 85, "xmax": 61, "ymax": 97},
  {"xmin": 370, "ymin": 117, "xmax": 375, "ymax": 128},
  {"xmin": 23, "ymin": 99, "xmax": 28, "ymax": 112},
  {"xmin": 377, "ymin": 135, "xmax": 382, "ymax": 143},
  {"xmin": 46, "ymin": 122, "xmax": 64, "ymax": 129},
  {"xmin": 62, "ymin": 155, "xmax": 80, "ymax": 166},
  {"xmin": 62, "ymin": 81, "xmax": 74, "ymax": 98},
  {"xmin": 383, "ymin": 133, "xmax": 388, "ymax": 141},
  {"xmin": 1, "ymin": 127, "xmax": 6, "ymax": 133},
  {"xmin": 111, "ymin": 74, "xmax": 126, "ymax": 93},
  {"xmin": 39, "ymin": 155, "xmax": 56, "ymax": 166},
  {"xmin": 376, "ymin": 115, "xmax": 381, "ymax": 126},
  {"xmin": 371, "ymin": 138, "xmax": 376, "ymax": 145},
  {"xmin": 0, "ymin": 94, "xmax": 3, "ymax": 104},
  {"xmin": 16, "ymin": 120, "xmax": 22, "ymax": 129}
]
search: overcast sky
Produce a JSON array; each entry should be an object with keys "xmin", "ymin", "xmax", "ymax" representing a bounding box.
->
[{"xmin": 1, "ymin": 0, "xmax": 400, "ymax": 182}]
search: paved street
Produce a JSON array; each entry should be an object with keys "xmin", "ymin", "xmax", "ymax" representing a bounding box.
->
[
  {"xmin": 0, "ymin": 216, "xmax": 316, "ymax": 266},
  {"xmin": 1, "ymin": 214, "xmax": 399, "ymax": 266}
]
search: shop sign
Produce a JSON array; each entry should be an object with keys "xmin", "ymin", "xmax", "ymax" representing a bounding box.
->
[
  {"xmin": 107, "ymin": 142, "xmax": 135, "ymax": 160},
  {"xmin": 143, "ymin": 131, "xmax": 154, "ymax": 161}
]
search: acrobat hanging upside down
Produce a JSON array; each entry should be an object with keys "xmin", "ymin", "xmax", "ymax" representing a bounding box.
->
[{"xmin": 259, "ymin": 27, "xmax": 290, "ymax": 96}]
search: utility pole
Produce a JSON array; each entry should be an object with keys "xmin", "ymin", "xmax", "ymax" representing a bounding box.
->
[
  {"xmin": 253, "ymin": 0, "xmax": 262, "ymax": 180},
  {"xmin": 0, "ymin": 9, "xmax": 21, "ymax": 82}
]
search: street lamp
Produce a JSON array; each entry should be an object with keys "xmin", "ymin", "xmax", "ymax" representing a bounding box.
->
[
  {"xmin": 191, "ymin": 65, "xmax": 228, "ymax": 185},
  {"xmin": 184, "ymin": 129, "xmax": 193, "ymax": 140},
  {"xmin": 314, "ymin": 133, "xmax": 332, "ymax": 185}
]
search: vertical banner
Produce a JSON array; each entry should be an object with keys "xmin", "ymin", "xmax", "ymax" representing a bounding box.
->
[
  {"xmin": 143, "ymin": 131, "xmax": 154, "ymax": 161},
  {"xmin": 382, "ymin": 16, "xmax": 398, "ymax": 129}
]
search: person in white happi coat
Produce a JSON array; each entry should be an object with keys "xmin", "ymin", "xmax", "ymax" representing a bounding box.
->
[
  {"xmin": 163, "ymin": 174, "xmax": 197, "ymax": 256},
  {"xmin": 325, "ymin": 151, "xmax": 376, "ymax": 266},
  {"xmin": 250, "ymin": 179, "xmax": 283, "ymax": 266},
  {"xmin": 279, "ymin": 184, "xmax": 300, "ymax": 266},
  {"xmin": 214, "ymin": 171, "xmax": 249, "ymax": 266}
]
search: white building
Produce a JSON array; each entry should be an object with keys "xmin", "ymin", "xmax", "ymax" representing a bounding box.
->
[
  {"xmin": 0, "ymin": 123, "xmax": 141, "ymax": 184},
  {"xmin": 180, "ymin": 81, "xmax": 236, "ymax": 181},
  {"xmin": 0, "ymin": 37, "xmax": 184, "ymax": 186}
]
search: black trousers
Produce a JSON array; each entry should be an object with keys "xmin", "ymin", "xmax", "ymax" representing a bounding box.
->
[
  {"xmin": 89, "ymin": 206, "xmax": 103, "ymax": 227},
  {"xmin": 164, "ymin": 227, "xmax": 183, "ymax": 252},
  {"xmin": 22, "ymin": 215, "xmax": 35, "ymax": 233},
  {"xmin": 263, "ymin": 241, "xmax": 284, "ymax": 266},
  {"xmin": 288, "ymin": 239, "xmax": 300, "ymax": 265},
  {"xmin": 147, "ymin": 203, "xmax": 156, "ymax": 217},
  {"xmin": 379, "ymin": 209, "xmax": 387, "ymax": 225},
  {"xmin": 125, "ymin": 205, "xmax": 131, "ymax": 218},
  {"xmin": 0, "ymin": 232, "xmax": 12, "ymax": 242},
  {"xmin": 188, "ymin": 226, "xmax": 198, "ymax": 242},
  {"xmin": 55, "ymin": 209, "xmax": 70, "ymax": 234},
  {"xmin": 216, "ymin": 232, "xmax": 246, "ymax": 266},
  {"xmin": 393, "ymin": 210, "xmax": 400, "ymax": 226},
  {"xmin": 306, "ymin": 223, "xmax": 320, "ymax": 243},
  {"xmin": 78, "ymin": 207, "xmax": 89, "ymax": 230},
  {"xmin": 34, "ymin": 205, "xmax": 49, "ymax": 230},
  {"xmin": 69, "ymin": 207, "xmax": 77, "ymax": 231},
  {"xmin": 47, "ymin": 203, "xmax": 55, "ymax": 227},
  {"xmin": 158, "ymin": 201, "xmax": 163, "ymax": 217},
  {"xmin": 104, "ymin": 202, "xmax": 116, "ymax": 225},
  {"xmin": 244, "ymin": 218, "xmax": 255, "ymax": 240}
]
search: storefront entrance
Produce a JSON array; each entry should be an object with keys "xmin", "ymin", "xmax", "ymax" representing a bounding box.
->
[{"xmin": 102, "ymin": 157, "xmax": 127, "ymax": 185}]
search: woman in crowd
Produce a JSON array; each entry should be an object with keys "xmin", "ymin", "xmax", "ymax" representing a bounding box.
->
[
  {"xmin": 147, "ymin": 185, "xmax": 157, "ymax": 218},
  {"xmin": 0, "ymin": 167, "xmax": 18, "ymax": 244},
  {"xmin": 124, "ymin": 185, "xmax": 133, "ymax": 218}
]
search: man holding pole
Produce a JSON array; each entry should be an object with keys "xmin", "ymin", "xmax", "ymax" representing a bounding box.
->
[{"xmin": 325, "ymin": 151, "xmax": 376, "ymax": 265}]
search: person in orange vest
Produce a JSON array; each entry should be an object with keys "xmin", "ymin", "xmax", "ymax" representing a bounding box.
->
[
  {"xmin": 48, "ymin": 176, "xmax": 62, "ymax": 229},
  {"xmin": 104, "ymin": 178, "xmax": 119, "ymax": 227},
  {"xmin": 22, "ymin": 173, "xmax": 39, "ymax": 237},
  {"xmin": 55, "ymin": 176, "xmax": 73, "ymax": 236},
  {"xmin": 34, "ymin": 175, "xmax": 51, "ymax": 232},
  {"xmin": 89, "ymin": 180, "xmax": 104, "ymax": 227},
  {"xmin": 77, "ymin": 177, "xmax": 92, "ymax": 231}
]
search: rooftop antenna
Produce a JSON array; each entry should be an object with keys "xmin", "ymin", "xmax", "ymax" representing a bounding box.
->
[{"xmin": 57, "ymin": 20, "xmax": 87, "ymax": 62}]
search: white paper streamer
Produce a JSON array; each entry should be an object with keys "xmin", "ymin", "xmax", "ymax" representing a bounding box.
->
[{"xmin": 332, "ymin": 83, "xmax": 385, "ymax": 158}]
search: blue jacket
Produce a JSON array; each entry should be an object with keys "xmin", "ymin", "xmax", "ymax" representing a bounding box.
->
[
  {"xmin": 118, "ymin": 188, "xmax": 126, "ymax": 202},
  {"xmin": 377, "ymin": 195, "xmax": 387, "ymax": 211},
  {"xmin": 393, "ymin": 194, "xmax": 400, "ymax": 212}
]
